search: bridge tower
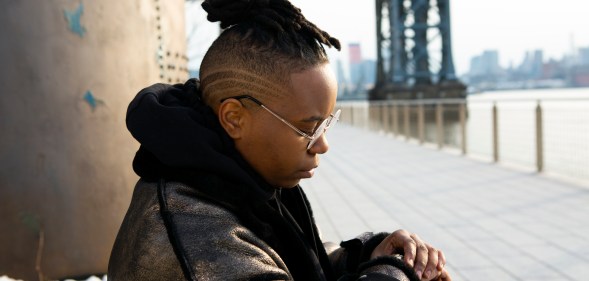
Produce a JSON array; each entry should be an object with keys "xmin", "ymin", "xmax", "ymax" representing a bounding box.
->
[{"xmin": 371, "ymin": 0, "xmax": 466, "ymax": 100}]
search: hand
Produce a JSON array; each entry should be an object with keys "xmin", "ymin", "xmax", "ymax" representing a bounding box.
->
[
  {"xmin": 431, "ymin": 268, "xmax": 452, "ymax": 281},
  {"xmin": 371, "ymin": 229, "xmax": 447, "ymax": 281}
]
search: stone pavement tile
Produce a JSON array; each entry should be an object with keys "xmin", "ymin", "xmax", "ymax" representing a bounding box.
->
[
  {"xmin": 520, "ymin": 244, "xmax": 587, "ymax": 279},
  {"xmin": 551, "ymin": 261, "xmax": 589, "ymax": 281},
  {"xmin": 443, "ymin": 264, "xmax": 467, "ymax": 281},
  {"xmin": 489, "ymin": 225, "xmax": 547, "ymax": 246},
  {"xmin": 454, "ymin": 267, "xmax": 519, "ymax": 281},
  {"xmin": 462, "ymin": 240, "xmax": 522, "ymax": 258},
  {"xmin": 523, "ymin": 276, "xmax": 568, "ymax": 281},
  {"xmin": 443, "ymin": 224, "xmax": 496, "ymax": 241},
  {"xmin": 554, "ymin": 235, "xmax": 589, "ymax": 257},
  {"xmin": 513, "ymin": 220, "xmax": 573, "ymax": 238},
  {"xmin": 443, "ymin": 246, "xmax": 495, "ymax": 269},
  {"xmin": 499, "ymin": 255, "xmax": 568, "ymax": 280},
  {"xmin": 519, "ymin": 208, "xmax": 583, "ymax": 231},
  {"xmin": 442, "ymin": 207, "xmax": 488, "ymax": 223},
  {"xmin": 569, "ymin": 224, "xmax": 589, "ymax": 240},
  {"xmin": 499, "ymin": 212, "xmax": 543, "ymax": 225},
  {"xmin": 473, "ymin": 216, "xmax": 519, "ymax": 233},
  {"xmin": 415, "ymin": 231, "xmax": 466, "ymax": 253},
  {"xmin": 362, "ymin": 217, "xmax": 406, "ymax": 234}
]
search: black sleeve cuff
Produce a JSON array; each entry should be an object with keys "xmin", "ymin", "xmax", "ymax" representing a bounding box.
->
[
  {"xmin": 340, "ymin": 232, "xmax": 390, "ymax": 272},
  {"xmin": 357, "ymin": 256, "xmax": 420, "ymax": 281}
]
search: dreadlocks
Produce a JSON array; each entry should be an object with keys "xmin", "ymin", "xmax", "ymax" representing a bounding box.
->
[{"xmin": 199, "ymin": 0, "xmax": 341, "ymax": 108}]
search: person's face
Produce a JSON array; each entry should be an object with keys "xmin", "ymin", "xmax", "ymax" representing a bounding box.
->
[{"xmin": 236, "ymin": 63, "xmax": 338, "ymax": 188}]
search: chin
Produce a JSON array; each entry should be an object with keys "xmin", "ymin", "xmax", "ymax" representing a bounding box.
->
[{"xmin": 274, "ymin": 180, "xmax": 301, "ymax": 189}]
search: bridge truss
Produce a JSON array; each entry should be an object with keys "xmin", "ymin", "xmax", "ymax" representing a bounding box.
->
[{"xmin": 372, "ymin": 0, "xmax": 466, "ymax": 100}]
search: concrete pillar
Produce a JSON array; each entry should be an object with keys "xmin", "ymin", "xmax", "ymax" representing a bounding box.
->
[{"xmin": 0, "ymin": 0, "xmax": 188, "ymax": 279}]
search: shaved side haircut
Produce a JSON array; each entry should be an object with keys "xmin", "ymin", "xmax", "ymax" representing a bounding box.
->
[{"xmin": 199, "ymin": 0, "xmax": 341, "ymax": 109}]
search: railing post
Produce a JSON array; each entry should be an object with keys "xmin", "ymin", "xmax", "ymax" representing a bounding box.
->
[
  {"xmin": 436, "ymin": 102, "xmax": 444, "ymax": 149},
  {"xmin": 381, "ymin": 103, "xmax": 386, "ymax": 132},
  {"xmin": 492, "ymin": 101, "xmax": 499, "ymax": 162},
  {"xmin": 536, "ymin": 100, "xmax": 544, "ymax": 172},
  {"xmin": 368, "ymin": 103, "xmax": 374, "ymax": 130},
  {"xmin": 373, "ymin": 103, "xmax": 377, "ymax": 131},
  {"xmin": 386, "ymin": 103, "xmax": 393, "ymax": 134},
  {"xmin": 404, "ymin": 102, "xmax": 410, "ymax": 141},
  {"xmin": 393, "ymin": 103, "xmax": 399, "ymax": 137},
  {"xmin": 350, "ymin": 105, "xmax": 355, "ymax": 126},
  {"xmin": 418, "ymin": 102, "xmax": 425, "ymax": 144},
  {"xmin": 379, "ymin": 103, "xmax": 385, "ymax": 131},
  {"xmin": 459, "ymin": 102, "xmax": 467, "ymax": 155}
]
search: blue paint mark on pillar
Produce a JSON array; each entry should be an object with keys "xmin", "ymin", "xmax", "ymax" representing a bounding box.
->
[
  {"xmin": 64, "ymin": 2, "xmax": 86, "ymax": 37},
  {"xmin": 83, "ymin": 90, "xmax": 105, "ymax": 111},
  {"xmin": 84, "ymin": 90, "xmax": 97, "ymax": 110}
]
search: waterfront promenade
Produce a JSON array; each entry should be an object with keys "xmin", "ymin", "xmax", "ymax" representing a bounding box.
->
[{"xmin": 302, "ymin": 124, "xmax": 589, "ymax": 281}]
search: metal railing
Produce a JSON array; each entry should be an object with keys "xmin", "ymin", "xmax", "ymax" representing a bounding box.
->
[{"xmin": 338, "ymin": 98, "xmax": 589, "ymax": 184}]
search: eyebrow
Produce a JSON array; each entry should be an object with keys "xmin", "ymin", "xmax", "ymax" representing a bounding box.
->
[{"xmin": 300, "ymin": 116, "xmax": 325, "ymax": 123}]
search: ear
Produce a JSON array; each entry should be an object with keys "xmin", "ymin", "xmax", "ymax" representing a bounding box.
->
[{"xmin": 218, "ymin": 99, "xmax": 248, "ymax": 139}]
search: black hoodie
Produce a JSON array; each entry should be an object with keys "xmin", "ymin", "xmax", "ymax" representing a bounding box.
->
[{"xmin": 108, "ymin": 79, "xmax": 419, "ymax": 281}]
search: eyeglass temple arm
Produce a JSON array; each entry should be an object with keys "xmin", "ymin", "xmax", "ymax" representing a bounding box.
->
[
  {"xmin": 259, "ymin": 104, "xmax": 314, "ymax": 140},
  {"xmin": 221, "ymin": 95, "xmax": 314, "ymax": 140}
]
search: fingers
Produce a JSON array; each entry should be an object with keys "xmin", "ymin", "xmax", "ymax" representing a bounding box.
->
[
  {"xmin": 421, "ymin": 243, "xmax": 439, "ymax": 280},
  {"xmin": 373, "ymin": 229, "xmax": 449, "ymax": 281},
  {"xmin": 437, "ymin": 250, "xmax": 446, "ymax": 271},
  {"xmin": 405, "ymin": 232, "xmax": 445, "ymax": 281},
  {"xmin": 410, "ymin": 233, "xmax": 428, "ymax": 279},
  {"xmin": 438, "ymin": 268, "xmax": 452, "ymax": 281},
  {"xmin": 390, "ymin": 230, "xmax": 415, "ymax": 267}
]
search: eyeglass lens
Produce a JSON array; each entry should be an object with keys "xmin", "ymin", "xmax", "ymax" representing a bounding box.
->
[{"xmin": 307, "ymin": 109, "xmax": 341, "ymax": 149}]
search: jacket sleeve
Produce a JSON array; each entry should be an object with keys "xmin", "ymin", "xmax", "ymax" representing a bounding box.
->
[
  {"xmin": 325, "ymin": 233, "xmax": 420, "ymax": 281},
  {"xmin": 108, "ymin": 180, "xmax": 292, "ymax": 281}
]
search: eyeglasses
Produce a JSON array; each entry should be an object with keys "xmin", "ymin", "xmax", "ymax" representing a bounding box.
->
[{"xmin": 221, "ymin": 95, "xmax": 341, "ymax": 149}]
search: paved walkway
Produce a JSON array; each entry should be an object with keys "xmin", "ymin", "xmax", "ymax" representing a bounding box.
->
[{"xmin": 302, "ymin": 124, "xmax": 589, "ymax": 281}]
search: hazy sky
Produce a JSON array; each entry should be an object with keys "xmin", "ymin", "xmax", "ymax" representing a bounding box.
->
[
  {"xmin": 292, "ymin": 0, "xmax": 589, "ymax": 75},
  {"xmin": 186, "ymin": 1, "xmax": 589, "ymax": 75}
]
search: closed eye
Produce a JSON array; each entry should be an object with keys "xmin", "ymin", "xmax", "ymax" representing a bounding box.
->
[{"xmin": 299, "ymin": 123, "xmax": 320, "ymax": 135}]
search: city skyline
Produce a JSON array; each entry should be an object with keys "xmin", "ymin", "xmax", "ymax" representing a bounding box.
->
[{"xmin": 186, "ymin": 1, "xmax": 589, "ymax": 78}]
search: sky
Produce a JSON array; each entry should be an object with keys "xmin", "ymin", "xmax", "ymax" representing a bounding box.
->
[{"xmin": 186, "ymin": 0, "xmax": 589, "ymax": 76}]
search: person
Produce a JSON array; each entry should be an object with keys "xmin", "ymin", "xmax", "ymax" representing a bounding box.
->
[{"xmin": 108, "ymin": 0, "xmax": 451, "ymax": 280}]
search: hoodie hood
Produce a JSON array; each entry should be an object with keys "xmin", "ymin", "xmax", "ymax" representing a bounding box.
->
[{"xmin": 126, "ymin": 79, "xmax": 273, "ymax": 198}]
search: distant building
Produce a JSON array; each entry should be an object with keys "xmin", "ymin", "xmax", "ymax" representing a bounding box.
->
[
  {"xmin": 348, "ymin": 43, "xmax": 364, "ymax": 86},
  {"xmin": 362, "ymin": 59, "xmax": 377, "ymax": 86},
  {"xmin": 344, "ymin": 43, "xmax": 372, "ymax": 99},
  {"xmin": 519, "ymin": 50, "xmax": 543, "ymax": 79},
  {"xmin": 579, "ymin": 47, "xmax": 589, "ymax": 66},
  {"xmin": 572, "ymin": 66, "xmax": 589, "ymax": 87},
  {"xmin": 335, "ymin": 59, "xmax": 352, "ymax": 98},
  {"xmin": 469, "ymin": 50, "xmax": 500, "ymax": 77}
]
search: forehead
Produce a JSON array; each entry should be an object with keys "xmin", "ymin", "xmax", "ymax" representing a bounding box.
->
[{"xmin": 273, "ymin": 64, "xmax": 338, "ymax": 115}]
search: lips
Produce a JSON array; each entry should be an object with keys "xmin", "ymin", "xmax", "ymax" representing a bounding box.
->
[{"xmin": 298, "ymin": 166, "xmax": 318, "ymax": 178}]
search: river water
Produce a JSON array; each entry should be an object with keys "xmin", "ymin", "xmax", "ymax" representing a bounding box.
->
[
  {"xmin": 340, "ymin": 87, "xmax": 589, "ymax": 185},
  {"xmin": 467, "ymin": 87, "xmax": 589, "ymax": 184}
]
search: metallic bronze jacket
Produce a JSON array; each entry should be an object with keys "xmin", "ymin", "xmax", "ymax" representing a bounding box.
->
[
  {"xmin": 108, "ymin": 80, "xmax": 417, "ymax": 281},
  {"xmin": 108, "ymin": 180, "xmax": 415, "ymax": 281},
  {"xmin": 109, "ymin": 180, "xmax": 292, "ymax": 280}
]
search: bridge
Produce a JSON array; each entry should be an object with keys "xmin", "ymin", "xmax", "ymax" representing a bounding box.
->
[{"xmin": 371, "ymin": 0, "xmax": 466, "ymax": 100}]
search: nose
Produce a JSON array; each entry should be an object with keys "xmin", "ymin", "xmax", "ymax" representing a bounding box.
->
[{"xmin": 308, "ymin": 133, "xmax": 329, "ymax": 154}]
